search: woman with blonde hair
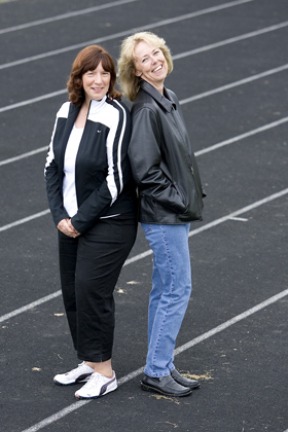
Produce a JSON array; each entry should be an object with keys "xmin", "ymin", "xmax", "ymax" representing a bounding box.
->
[{"xmin": 118, "ymin": 32, "xmax": 205, "ymax": 397}]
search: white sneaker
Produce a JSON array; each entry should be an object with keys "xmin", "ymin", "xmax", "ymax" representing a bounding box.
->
[
  {"xmin": 53, "ymin": 362, "xmax": 94, "ymax": 385},
  {"xmin": 75, "ymin": 371, "xmax": 117, "ymax": 399}
]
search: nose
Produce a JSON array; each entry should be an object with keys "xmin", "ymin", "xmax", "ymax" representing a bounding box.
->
[
  {"xmin": 151, "ymin": 56, "xmax": 157, "ymax": 65},
  {"xmin": 93, "ymin": 72, "xmax": 102, "ymax": 83}
]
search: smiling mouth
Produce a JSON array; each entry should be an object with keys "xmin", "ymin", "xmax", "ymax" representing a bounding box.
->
[{"xmin": 153, "ymin": 65, "xmax": 163, "ymax": 72}]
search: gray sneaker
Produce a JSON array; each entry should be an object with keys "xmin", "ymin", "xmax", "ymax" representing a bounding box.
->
[{"xmin": 53, "ymin": 362, "xmax": 94, "ymax": 385}]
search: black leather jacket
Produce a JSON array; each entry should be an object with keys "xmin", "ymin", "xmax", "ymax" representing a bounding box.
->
[{"xmin": 128, "ymin": 80, "xmax": 205, "ymax": 224}]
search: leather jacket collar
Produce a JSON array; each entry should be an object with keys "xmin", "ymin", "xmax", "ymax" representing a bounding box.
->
[{"xmin": 140, "ymin": 80, "xmax": 176, "ymax": 112}]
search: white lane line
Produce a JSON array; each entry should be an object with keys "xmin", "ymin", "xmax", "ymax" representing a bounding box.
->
[
  {"xmin": 1, "ymin": 61, "xmax": 288, "ymax": 169},
  {"xmin": 228, "ymin": 216, "xmax": 249, "ymax": 221},
  {"xmin": 0, "ymin": 116, "xmax": 287, "ymax": 236},
  {"xmin": 20, "ymin": 400, "xmax": 90, "ymax": 432},
  {"xmin": 180, "ymin": 63, "xmax": 288, "ymax": 104},
  {"xmin": 2, "ymin": 55, "xmax": 288, "ymax": 123},
  {"xmin": 1, "ymin": 109, "xmax": 288, "ymax": 172},
  {"xmin": 0, "ymin": 0, "xmax": 257, "ymax": 70},
  {"xmin": 0, "ymin": 146, "xmax": 48, "ymax": 167},
  {"xmin": 196, "ymin": 116, "xmax": 288, "ymax": 156},
  {"xmin": 0, "ymin": 209, "xmax": 50, "ymax": 233},
  {"xmin": 19, "ymin": 287, "xmax": 288, "ymax": 432},
  {"xmin": 174, "ymin": 288, "xmax": 288, "ymax": 356},
  {"xmin": 2, "ymin": 60, "xmax": 288, "ymax": 116},
  {"xmin": 173, "ymin": 20, "xmax": 288, "ymax": 61},
  {"xmin": 0, "ymin": 291, "xmax": 61, "ymax": 323},
  {"xmin": 188, "ymin": 188, "xmax": 288, "ymax": 238},
  {"xmin": 1, "ymin": 187, "xmax": 288, "ymax": 324},
  {"xmin": 0, "ymin": 89, "xmax": 66, "ymax": 114},
  {"xmin": 0, "ymin": 0, "xmax": 139, "ymax": 35},
  {"xmin": 0, "ymin": 126, "xmax": 287, "ymax": 236},
  {"xmin": 0, "ymin": 25, "xmax": 288, "ymax": 113}
]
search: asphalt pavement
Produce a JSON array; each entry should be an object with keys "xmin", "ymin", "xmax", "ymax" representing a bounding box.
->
[{"xmin": 0, "ymin": 0, "xmax": 287, "ymax": 431}]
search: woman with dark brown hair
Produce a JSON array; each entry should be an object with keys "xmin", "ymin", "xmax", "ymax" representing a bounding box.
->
[{"xmin": 44, "ymin": 45, "xmax": 137, "ymax": 399}]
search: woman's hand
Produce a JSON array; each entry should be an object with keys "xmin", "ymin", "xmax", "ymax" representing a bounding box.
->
[
  {"xmin": 57, "ymin": 218, "xmax": 80, "ymax": 238},
  {"xmin": 67, "ymin": 219, "xmax": 81, "ymax": 238}
]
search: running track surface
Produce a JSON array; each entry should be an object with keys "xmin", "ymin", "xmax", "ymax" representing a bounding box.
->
[{"xmin": 0, "ymin": 0, "xmax": 287, "ymax": 431}]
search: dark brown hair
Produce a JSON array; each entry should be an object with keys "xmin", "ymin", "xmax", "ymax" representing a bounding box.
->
[{"xmin": 67, "ymin": 45, "xmax": 121, "ymax": 106}]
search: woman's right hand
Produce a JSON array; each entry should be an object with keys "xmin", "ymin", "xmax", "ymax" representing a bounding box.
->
[{"xmin": 57, "ymin": 218, "xmax": 80, "ymax": 238}]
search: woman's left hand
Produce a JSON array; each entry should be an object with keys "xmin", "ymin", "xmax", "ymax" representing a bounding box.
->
[
  {"xmin": 57, "ymin": 218, "xmax": 80, "ymax": 238},
  {"xmin": 67, "ymin": 219, "xmax": 81, "ymax": 238}
]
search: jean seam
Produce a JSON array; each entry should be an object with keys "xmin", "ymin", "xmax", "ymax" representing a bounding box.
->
[
  {"xmin": 149, "ymin": 225, "xmax": 176, "ymax": 375},
  {"xmin": 143, "ymin": 223, "xmax": 191, "ymax": 378}
]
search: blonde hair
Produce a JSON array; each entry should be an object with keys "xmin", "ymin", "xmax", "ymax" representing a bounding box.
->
[{"xmin": 118, "ymin": 32, "xmax": 173, "ymax": 101}]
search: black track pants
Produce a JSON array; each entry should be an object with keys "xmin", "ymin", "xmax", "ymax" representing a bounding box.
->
[{"xmin": 58, "ymin": 217, "xmax": 137, "ymax": 362}]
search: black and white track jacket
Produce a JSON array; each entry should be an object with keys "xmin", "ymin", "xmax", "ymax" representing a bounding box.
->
[{"xmin": 44, "ymin": 97, "xmax": 137, "ymax": 234}]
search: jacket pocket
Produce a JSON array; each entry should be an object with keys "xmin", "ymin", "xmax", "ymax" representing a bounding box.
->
[{"xmin": 173, "ymin": 183, "xmax": 187, "ymax": 213}]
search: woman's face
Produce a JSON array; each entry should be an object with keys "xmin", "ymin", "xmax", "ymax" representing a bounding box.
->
[
  {"xmin": 133, "ymin": 40, "xmax": 168, "ymax": 89},
  {"xmin": 82, "ymin": 61, "xmax": 111, "ymax": 102}
]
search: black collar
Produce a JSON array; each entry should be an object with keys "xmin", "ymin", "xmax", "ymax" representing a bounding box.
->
[{"xmin": 140, "ymin": 80, "xmax": 176, "ymax": 112}]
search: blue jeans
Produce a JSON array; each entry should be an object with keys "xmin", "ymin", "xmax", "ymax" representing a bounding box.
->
[{"xmin": 141, "ymin": 223, "xmax": 192, "ymax": 377}]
